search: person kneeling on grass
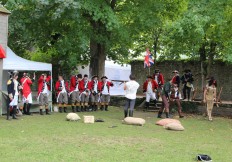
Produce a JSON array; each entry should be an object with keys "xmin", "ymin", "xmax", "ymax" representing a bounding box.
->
[
  {"xmin": 157, "ymin": 79, "xmax": 172, "ymax": 118},
  {"xmin": 203, "ymin": 77, "xmax": 217, "ymax": 121},
  {"xmin": 124, "ymin": 75, "xmax": 140, "ymax": 118}
]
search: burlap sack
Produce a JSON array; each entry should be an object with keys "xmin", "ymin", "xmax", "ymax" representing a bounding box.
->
[
  {"xmin": 164, "ymin": 122, "xmax": 184, "ymax": 131},
  {"xmin": 122, "ymin": 117, "xmax": 146, "ymax": 126},
  {"xmin": 84, "ymin": 116, "xmax": 95, "ymax": 124},
  {"xmin": 66, "ymin": 113, "xmax": 81, "ymax": 121},
  {"xmin": 156, "ymin": 119, "xmax": 181, "ymax": 126}
]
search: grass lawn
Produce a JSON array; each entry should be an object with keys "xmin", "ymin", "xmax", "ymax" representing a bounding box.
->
[{"xmin": 0, "ymin": 107, "xmax": 232, "ymax": 162}]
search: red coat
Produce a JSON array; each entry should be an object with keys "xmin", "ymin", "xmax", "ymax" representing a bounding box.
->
[
  {"xmin": 89, "ymin": 80, "xmax": 101, "ymax": 92},
  {"xmin": 55, "ymin": 80, "xmax": 69, "ymax": 95},
  {"xmin": 79, "ymin": 79, "xmax": 91, "ymax": 93},
  {"xmin": 70, "ymin": 75, "xmax": 80, "ymax": 92},
  {"xmin": 38, "ymin": 75, "xmax": 51, "ymax": 95},
  {"xmin": 143, "ymin": 80, "xmax": 158, "ymax": 92},
  {"xmin": 171, "ymin": 75, "xmax": 180, "ymax": 87},
  {"xmin": 20, "ymin": 77, "xmax": 33, "ymax": 98},
  {"xmin": 153, "ymin": 73, "xmax": 164, "ymax": 85},
  {"xmin": 98, "ymin": 81, "xmax": 114, "ymax": 93}
]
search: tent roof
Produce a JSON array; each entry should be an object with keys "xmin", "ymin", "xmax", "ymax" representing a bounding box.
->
[
  {"xmin": 0, "ymin": 5, "xmax": 11, "ymax": 14},
  {"xmin": 3, "ymin": 47, "xmax": 52, "ymax": 71}
]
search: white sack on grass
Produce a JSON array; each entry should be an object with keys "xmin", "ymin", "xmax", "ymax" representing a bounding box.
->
[
  {"xmin": 84, "ymin": 116, "xmax": 95, "ymax": 124},
  {"xmin": 156, "ymin": 119, "xmax": 181, "ymax": 126},
  {"xmin": 122, "ymin": 117, "xmax": 146, "ymax": 126},
  {"xmin": 164, "ymin": 122, "xmax": 185, "ymax": 131},
  {"xmin": 66, "ymin": 113, "xmax": 81, "ymax": 121}
]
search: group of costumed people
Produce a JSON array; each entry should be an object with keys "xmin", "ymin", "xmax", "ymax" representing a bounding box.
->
[
  {"xmin": 6, "ymin": 69, "xmax": 217, "ymax": 121},
  {"xmin": 141, "ymin": 69, "xmax": 217, "ymax": 121},
  {"xmin": 6, "ymin": 71, "xmax": 113, "ymax": 120}
]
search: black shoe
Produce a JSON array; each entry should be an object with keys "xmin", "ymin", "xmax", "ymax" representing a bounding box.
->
[
  {"xmin": 12, "ymin": 106, "xmax": 18, "ymax": 119},
  {"xmin": 165, "ymin": 112, "xmax": 170, "ymax": 118},
  {"xmin": 100, "ymin": 106, "xmax": 104, "ymax": 111},
  {"xmin": 81, "ymin": 106, "xmax": 84, "ymax": 112},
  {"xmin": 157, "ymin": 112, "xmax": 162, "ymax": 118},
  {"xmin": 46, "ymin": 109, "xmax": 51, "ymax": 115},
  {"xmin": 59, "ymin": 107, "xmax": 62, "ymax": 113},
  {"xmin": 64, "ymin": 107, "xmax": 67, "ymax": 113},
  {"xmin": 72, "ymin": 106, "xmax": 75, "ymax": 112},
  {"xmin": 124, "ymin": 110, "xmax": 128, "ymax": 118},
  {"xmin": 40, "ymin": 109, "xmax": 44, "ymax": 115},
  {"xmin": 76, "ymin": 106, "xmax": 80, "ymax": 112},
  {"xmin": 105, "ymin": 105, "xmax": 108, "ymax": 111},
  {"xmin": 129, "ymin": 110, "xmax": 133, "ymax": 117},
  {"xmin": 23, "ymin": 103, "xmax": 27, "ymax": 114},
  {"xmin": 94, "ymin": 105, "xmax": 98, "ymax": 111},
  {"xmin": 26, "ymin": 104, "xmax": 32, "ymax": 115}
]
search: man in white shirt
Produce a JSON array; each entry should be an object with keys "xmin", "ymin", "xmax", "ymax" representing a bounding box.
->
[{"xmin": 124, "ymin": 75, "xmax": 140, "ymax": 118}]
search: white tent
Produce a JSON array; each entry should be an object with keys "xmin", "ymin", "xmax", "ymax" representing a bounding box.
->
[
  {"xmin": 78, "ymin": 60, "xmax": 131, "ymax": 96},
  {"xmin": 1, "ymin": 47, "xmax": 52, "ymax": 114}
]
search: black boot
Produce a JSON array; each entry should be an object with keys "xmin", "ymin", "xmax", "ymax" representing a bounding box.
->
[
  {"xmin": 124, "ymin": 110, "xmax": 128, "ymax": 118},
  {"xmin": 46, "ymin": 109, "xmax": 51, "ymax": 115},
  {"xmin": 145, "ymin": 102, "xmax": 149, "ymax": 111},
  {"xmin": 100, "ymin": 105, "xmax": 104, "ymax": 111},
  {"xmin": 59, "ymin": 107, "xmax": 62, "ymax": 113},
  {"xmin": 157, "ymin": 111, "xmax": 162, "ymax": 118},
  {"xmin": 12, "ymin": 106, "xmax": 18, "ymax": 119},
  {"xmin": 6, "ymin": 106, "xmax": 10, "ymax": 120},
  {"xmin": 40, "ymin": 109, "xmax": 44, "ymax": 115},
  {"xmin": 76, "ymin": 106, "xmax": 80, "ymax": 112},
  {"xmin": 84, "ymin": 106, "xmax": 87, "ymax": 112},
  {"xmin": 81, "ymin": 106, "xmax": 84, "ymax": 112},
  {"xmin": 165, "ymin": 112, "xmax": 170, "ymax": 118},
  {"xmin": 154, "ymin": 100, "xmax": 158, "ymax": 108},
  {"xmin": 72, "ymin": 106, "xmax": 75, "ymax": 112},
  {"xmin": 105, "ymin": 105, "xmax": 108, "ymax": 111},
  {"xmin": 129, "ymin": 110, "xmax": 133, "ymax": 117},
  {"xmin": 94, "ymin": 105, "xmax": 98, "ymax": 111},
  {"xmin": 64, "ymin": 107, "xmax": 67, "ymax": 113},
  {"xmin": 26, "ymin": 104, "xmax": 32, "ymax": 115},
  {"xmin": 23, "ymin": 103, "xmax": 27, "ymax": 114}
]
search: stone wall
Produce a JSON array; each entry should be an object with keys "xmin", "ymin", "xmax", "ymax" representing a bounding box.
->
[{"xmin": 131, "ymin": 60, "xmax": 232, "ymax": 101}]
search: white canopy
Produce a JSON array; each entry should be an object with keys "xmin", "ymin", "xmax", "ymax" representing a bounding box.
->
[{"xmin": 3, "ymin": 47, "xmax": 52, "ymax": 71}]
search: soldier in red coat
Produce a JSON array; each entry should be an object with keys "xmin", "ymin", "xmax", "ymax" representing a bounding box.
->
[
  {"xmin": 143, "ymin": 75, "xmax": 158, "ymax": 111},
  {"xmin": 99, "ymin": 76, "xmax": 114, "ymax": 111},
  {"xmin": 20, "ymin": 72, "xmax": 35, "ymax": 115},
  {"xmin": 89, "ymin": 75, "xmax": 101, "ymax": 111},
  {"xmin": 79, "ymin": 74, "xmax": 91, "ymax": 111},
  {"xmin": 38, "ymin": 73, "xmax": 51, "ymax": 115},
  {"xmin": 171, "ymin": 70, "xmax": 180, "ymax": 87},
  {"xmin": 55, "ymin": 75, "xmax": 69, "ymax": 113},
  {"xmin": 153, "ymin": 69, "xmax": 165, "ymax": 101},
  {"xmin": 70, "ymin": 74, "xmax": 82, "ymax": 112}
]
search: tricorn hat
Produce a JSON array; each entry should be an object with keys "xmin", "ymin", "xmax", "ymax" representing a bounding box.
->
[
  {"xmin": 147, "ymin": 75, "xmax": 153, "ymax": 79},
  {"xmin": 84, "ymin": 74, "xmax": 88, "ymax": 78},
  {"xmin": 92, "ymin": 75, "xmax": 98, "ymax": 79},
  {"xmin": 155, "ymin": 69, "xmax": 160, "ymax": 73},
  {"xmin": 101, "ymin": 76, "xmax": 108, "ymax": 79},
  {"xmin": 172, "ymin": 70, "xmax": 179, "ymax": 74}
]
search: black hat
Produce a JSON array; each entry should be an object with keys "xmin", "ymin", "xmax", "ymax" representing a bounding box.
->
[
  {"xmin": 92, "ymin": 75, "xmax": 98, "ymax": 79},
  {"xmin": 147, "ymin": 75, "xmax": 153, "ymax": 79},
  {"xmin": 155, "ymin": 69, "xmax": 160, "ymax": 73},
  {"xmin": 184, "ymin": 69, "xmax": 191, "ymax": 73},
  {"xmin": 101, "ymin": 76, "xmax": 108, "ymax": 79},
  {"xmin": 84, "ymin": 74, "xmax": 88, "ymax": 78},
  {"xmin": 77, "ymin": 74, "xmax": 82, "ymax": 78}
]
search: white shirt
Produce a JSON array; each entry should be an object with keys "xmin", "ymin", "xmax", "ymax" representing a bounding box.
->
[
  {"xmin": 42, "ymin": 81, "xmax": 49, "ymax": 94},
  {"xmin": 75, "ymin": 81, "xmax": 79, "ymax": 91},
  {"xmin": 125, "ymin": 80, "xmax": 140, "ymax": 99},
  {"xmin": 102, "ymin": 82, "xmax": 109, "ymax": 95},
  {"xmin": 147, "ymin": 82, "xmax": 153, "ymax": 93},
  {"xmin": 61, "ymin": 80, "xmax": 67, "ymax": 93},
  {"xmin": 13, "ymin": 79, "xmax": 19, "ymax": 96},
  {"xmin": 154, "ymin": 75, "xmax": 158, "ymax": 83},
  {"xmin": 93, "ymin": 80, "xmax": 98, "ymax": 93}
]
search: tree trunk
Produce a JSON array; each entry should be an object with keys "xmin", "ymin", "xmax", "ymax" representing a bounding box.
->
[
  {"xmin": 199, "ymin": 43, "xmax": 206, "ymax": 90},
  {"xmin": 207, "ymin": 42, "xmax": 216, "ymax": 78},
  {"xmin": 89, "ymin": 39, "xmax": 106, "ymax": 77}
]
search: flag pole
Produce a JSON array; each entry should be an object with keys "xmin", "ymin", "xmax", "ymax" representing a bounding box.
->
[{"xmin": 148, "ymin": 66, "xmax": 150, "ymax": 75}]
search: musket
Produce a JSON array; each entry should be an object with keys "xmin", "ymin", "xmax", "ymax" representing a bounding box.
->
[{"xmin": 111, "ymin": 80, "xmax": 129, "ymax": 85}]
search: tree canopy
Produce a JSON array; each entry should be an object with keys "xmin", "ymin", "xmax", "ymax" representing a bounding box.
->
[{"xmin": 1, "ymin": 0, "xmax": 232, "ymax": 78}]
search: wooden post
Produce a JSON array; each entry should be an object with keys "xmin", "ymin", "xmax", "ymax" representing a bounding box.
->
[{"xmin": 0, "ymin": 6, "xmax": 11, "ymax": 115}]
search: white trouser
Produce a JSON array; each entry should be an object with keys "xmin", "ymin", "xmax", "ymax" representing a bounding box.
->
[
  {"xmin": 23, "ymin": 93, "xmax": 33, "ymax": 104},
  {"xmin": 10, "ymin": 95, "xmax": 19, "ymax": 106},
  {"xmin": 146, "ymin": 92, "xmax": 156, "ymax": 102}
]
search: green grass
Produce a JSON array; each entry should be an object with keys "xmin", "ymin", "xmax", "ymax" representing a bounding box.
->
[{"xmin": 0, "ymin": 107, "xmax": 232, "ymax": 162}]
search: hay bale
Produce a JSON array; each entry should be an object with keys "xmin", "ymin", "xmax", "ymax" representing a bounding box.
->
[
  {"xmin": 164, "ymin": 122, "xmax": 185, "ymax": 131},
  {"xmin": 156, "ymin": 119, "xmax": 181, "ymax": 126},
  {"xmin": 84, "ymin": 116, "xmax": 95, "ymax": 124},
  {"xmin": 66, "ymin": 113, "xmax": 81, "ymax": 121},
  {"xmin": 123, "ymin": 117, "xmax": 146, "ymax": 126}
]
